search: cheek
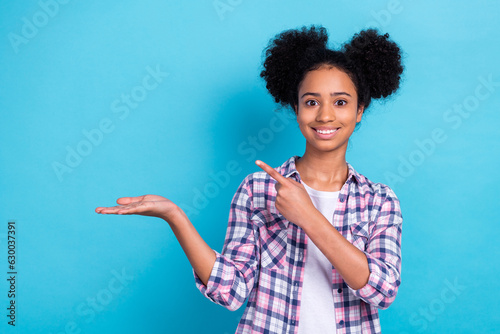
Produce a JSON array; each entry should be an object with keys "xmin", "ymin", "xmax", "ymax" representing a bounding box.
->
[
  {"xmin": 298, "ymin": 121, "xmax": 309, "ymax": 135},
  {"xmin": 338, "ymin": 108, "xmax": 359, "ymax": 125},
  {"xmin": 296, "ymin": 114, "xmax": 309, "ymax": 130},
  {"xmin": 297, "ymin": 120, "xmax": 313, "ymax": 139}
]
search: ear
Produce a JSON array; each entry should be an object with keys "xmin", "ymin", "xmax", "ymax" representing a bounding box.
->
[
  {"xmin": 294, "ymin": 104, "xmax": 298, "ymax": 115},
  {"xmin": 356, "ymin": 104, "xmax": 365, "ymax": 123}
]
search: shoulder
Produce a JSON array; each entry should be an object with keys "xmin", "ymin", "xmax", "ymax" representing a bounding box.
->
[
  {"xmin": 349, "ymin": 164, "xmax": 401, "ymax": 206},
  {"xmin": 349, "ymin": 167, "xmax": 403, "ymax": 226}
]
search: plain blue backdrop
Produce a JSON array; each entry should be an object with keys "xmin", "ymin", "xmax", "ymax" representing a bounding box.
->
[{"xmin": 1, "ymin": 1, "xmax": 499, "ymax": 333}]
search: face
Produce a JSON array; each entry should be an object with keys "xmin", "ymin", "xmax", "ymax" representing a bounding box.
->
[{"xmin": 294, "ymin": 65, "xmax": 364, "ymax": 156}]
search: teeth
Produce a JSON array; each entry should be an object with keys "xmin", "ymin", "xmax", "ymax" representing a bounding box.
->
[{"xmin": 316, "ymin": 128, "xmax": 337, "ymax": 134}]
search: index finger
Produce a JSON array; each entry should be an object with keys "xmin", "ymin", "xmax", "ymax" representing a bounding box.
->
[{"xmin": 255, "ymin": 160, "xmax": 288, "ymax": 184}]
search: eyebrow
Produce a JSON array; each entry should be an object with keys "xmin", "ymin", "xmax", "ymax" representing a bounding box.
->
[{"xmin": 300, "ymin": 92, "xmax": 352, "ymax": 99}]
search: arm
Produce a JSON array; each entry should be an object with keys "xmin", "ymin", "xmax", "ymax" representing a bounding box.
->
[
  {"xmin": 300, "ymin": 210, "xmax": 370, "ymax": 290},
  {"xmin": 168, "ymin": 208, "xmax": 217, "ymax": 286}
]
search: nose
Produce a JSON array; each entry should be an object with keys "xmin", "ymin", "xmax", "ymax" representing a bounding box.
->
[{"xmin": 315, "ymin": 104, "xmax": 336, "ymax": 122}]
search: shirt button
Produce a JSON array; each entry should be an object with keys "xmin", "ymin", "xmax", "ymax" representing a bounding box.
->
[
  {"xmin": 339, "ymin": 320, "xmax": 344, "ymax": 326},
  {"xmin": 299, "ymin": 252, "xmax": 303, "ymax": 260},
  {"xmin": 388, "ymin": 289, "xmax": 394, "ymax": 296},
  {"xmin": 337, "ymin": 288, "xmax": 342, "ymax": 293},
  {"xmin": 291, "ymin": 320, "xmax": 296, "ymax": 325},
  {"xmin": 340, "ymin": 197, "xmax": 345, "ymax": 202}
]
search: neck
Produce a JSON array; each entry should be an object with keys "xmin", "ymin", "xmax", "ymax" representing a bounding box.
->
[{"xmin": 295, "ymin": 147, "xmax": 348, "ymax": 192}]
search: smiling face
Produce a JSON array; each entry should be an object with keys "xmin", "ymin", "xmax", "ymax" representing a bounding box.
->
[{"xmin": 294, "ymin": 65, "xmax": 364, "ymax": 156}]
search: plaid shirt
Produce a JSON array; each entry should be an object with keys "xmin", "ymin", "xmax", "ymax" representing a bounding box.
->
[{"xmin": 194, "ymin": 155, "xmax": 403, "ymax": 333}]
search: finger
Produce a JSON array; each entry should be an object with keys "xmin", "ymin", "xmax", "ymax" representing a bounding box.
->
[
  {"xmin": 116, "ymin": 195, "xmax": 146, "ymax": 205},
  {"xmin": 97, "ymin": 202, "xmax": 149, "ymax": 215},
  {"xmin": 255, "ymin": 160, "xmax": 288, "ymax": 185},
  {"xmin": 95, "ymin": 205, "xmax": 126, "ymax": 214},
  {"xmin": 96, "ymin": 206, "xmax": 135, "ymax": 215}
]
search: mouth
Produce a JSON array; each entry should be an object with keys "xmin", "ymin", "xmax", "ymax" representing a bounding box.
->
[{"xmin": 312, "ymin": 127, "xmax": 340, "ymax": 139}]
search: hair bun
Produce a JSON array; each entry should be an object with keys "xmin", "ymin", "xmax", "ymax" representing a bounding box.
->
[
  {"xmin": 260, "ymin": 25, "xmax": 329, "ymax": 106},
  {"xmin": 343, "ymin": 29, "xmax": 403, "ymax": 99}
]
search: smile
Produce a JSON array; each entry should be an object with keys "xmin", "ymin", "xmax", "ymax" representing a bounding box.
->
[
  {"xmin": 312, "ymin": 127, "xmax": 339, "ymax": 138},
  {"xmin": 315, "ymin": 129, "xmax": 337, "ymax": 134}
]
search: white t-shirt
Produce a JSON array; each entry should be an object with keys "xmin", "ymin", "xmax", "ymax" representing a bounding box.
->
[{"xmin": 297, "ymin": 180, "xmax": 339, "ymax": 334}]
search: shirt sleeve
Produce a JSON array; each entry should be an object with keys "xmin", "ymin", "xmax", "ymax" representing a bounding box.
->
[
  {"xmin": 348, "ymin": 187, "xmax": 403, "ymax": 309},
  {"xmin": 193, "ymin": 176, "xmax": 259, "ymax": 311}
]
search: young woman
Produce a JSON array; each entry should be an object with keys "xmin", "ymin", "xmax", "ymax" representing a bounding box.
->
[{"xmin": 96, "ymin": 25, "xmax": 404, "ymax": 334}]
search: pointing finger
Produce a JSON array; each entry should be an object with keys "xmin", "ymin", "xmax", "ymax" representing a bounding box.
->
[{"xmin": 255, "ymin": 160, "xmax": 288, "ymax": 185}]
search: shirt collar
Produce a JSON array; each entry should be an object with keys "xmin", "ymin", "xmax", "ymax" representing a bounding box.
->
[{"xmin": 279, "ymin": 155, "xmax": 362, "ymax": 185}]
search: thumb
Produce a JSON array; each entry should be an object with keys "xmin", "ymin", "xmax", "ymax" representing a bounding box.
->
[{"xmin": 116, "ymin": 195, "xmax": 146, "ymax": 205}]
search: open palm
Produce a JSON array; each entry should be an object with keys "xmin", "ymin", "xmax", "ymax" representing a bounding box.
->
[{"xmin": 95, "ymin": 194, "xmax": 179, "ymax": 221}]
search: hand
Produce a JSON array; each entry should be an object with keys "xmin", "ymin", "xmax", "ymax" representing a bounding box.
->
[
  {"xmin": 255, "ymin": 160, "xmax": 316, "ymax": 227},
  {"xmin": 95, "ymin": 194, "xmax": 181, "ymax": 223}
]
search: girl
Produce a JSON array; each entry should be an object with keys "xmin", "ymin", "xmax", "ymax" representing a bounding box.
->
[{"xmin": 96, "ymin": 25, "xmax": 404, "ymax": 334}]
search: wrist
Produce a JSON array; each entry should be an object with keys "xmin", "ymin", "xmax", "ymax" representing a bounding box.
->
[
  {"xmin": 163, "ymin": 206, "xmax": 188, "ymax": 227},
  {"xmin": 300, "ymin": 208, "xmax": 325, "ymax": 233}
]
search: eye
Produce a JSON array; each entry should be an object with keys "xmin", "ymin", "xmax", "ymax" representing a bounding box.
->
[
  {"xmin": 335, "ymin": 99, "xmax": 348, "ymax": 106},
  {"xmin": 305, "ymin": 100, "xmax": 318, "ymax": 106}
]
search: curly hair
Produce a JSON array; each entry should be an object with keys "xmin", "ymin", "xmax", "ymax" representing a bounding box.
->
[{"xmin": 260, "ymin": 25, "xmax": 404, "ymax": 114}]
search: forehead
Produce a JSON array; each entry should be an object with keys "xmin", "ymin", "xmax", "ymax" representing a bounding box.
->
[{"xmin": 298, "ymin": 66, "xmax": 357, "ymax": 96}]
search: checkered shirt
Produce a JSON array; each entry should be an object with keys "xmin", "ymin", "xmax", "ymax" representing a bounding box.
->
[{"xmin": 194, "ymin": 155, "xmax": 403, "ymax": 333}]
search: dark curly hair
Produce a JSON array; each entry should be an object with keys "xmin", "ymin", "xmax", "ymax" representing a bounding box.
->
[{"xmin": 260, "ymin": 25, "xmax": 404, "ymax": 114}]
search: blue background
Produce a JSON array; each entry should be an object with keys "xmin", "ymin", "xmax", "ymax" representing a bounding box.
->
[{"xmin": 1, "ymin": 1, "xmax": 499, "ymax": 333}]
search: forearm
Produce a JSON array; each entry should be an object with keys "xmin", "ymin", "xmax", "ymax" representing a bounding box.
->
[
  {"xmin": 301, "ymin": 209, "xmax": 370, "ymax": 290},
  {"xmin": 167, "ymin": 208, "xmax": 216, "ymax": 286}
]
